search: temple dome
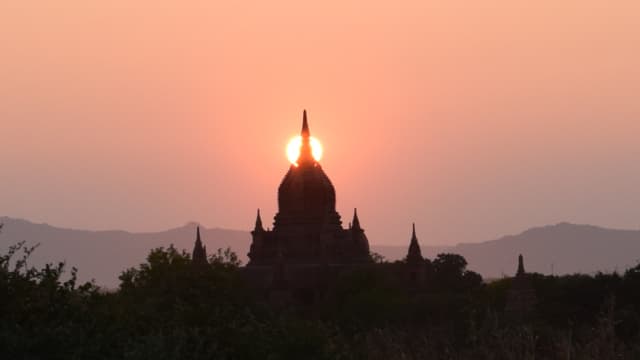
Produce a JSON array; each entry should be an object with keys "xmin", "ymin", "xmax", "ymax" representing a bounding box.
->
[
  {"xmin": 247, "ymin": 110, "xmax": 370, "ymax": 266},
  {"xmin": 275, "ymin": 111, "xmax": 339, "ymax": 227},
  {"xmin": 277, "ymin": 163, "xmax": 337, "ymax": 216}
]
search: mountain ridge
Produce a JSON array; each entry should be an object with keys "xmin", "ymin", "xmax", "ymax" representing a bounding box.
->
[{"xmin": 1, "ymin": 217, "xmax": 639, "ymax": 287}]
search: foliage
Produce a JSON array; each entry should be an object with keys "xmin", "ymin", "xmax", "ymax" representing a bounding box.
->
[
  {"xmin": 0, "ymin": 241, "xmax": 100, "ymax": 359},
  {"xmin": 431, "ymin": 253, "xmax": 484, "ymax": 291},
  {"xmin": 369, "ymin": 251, "xmax": 386, "ymax": 264},
  {"xmin": 2, "ymin": 231, "xmax": 640, "ymax": 359}
]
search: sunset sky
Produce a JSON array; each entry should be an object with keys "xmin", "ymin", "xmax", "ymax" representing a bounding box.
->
[{"xmin": 1, "ymin": 1, "xmax": 639, "ymax": 245}]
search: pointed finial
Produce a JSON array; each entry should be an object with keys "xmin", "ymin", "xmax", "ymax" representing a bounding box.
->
[
  {"xmin": 192, "ymin": 226, "xmax": 207, "ymax": 265},
  {"xmin": 297, "ymin": 109, "xmax": 314, "ymax": 165},
  {"xmin": 254, "ymin": 208, "xmax": 264, "ymax": 231},
  {"xmin": 301, "ymin": 109, "xmax": 310, "ymax": 138},
  {"xmin": 352, "ymin": 208, "xmax": 361, "ymax": 230},
  {"xmin": 517, "ymin": 254, "xmax": 525, "ymax": 276},
  {"xmin": 406, "ymin": 222, "xmax": 423, "ymax": 263}
]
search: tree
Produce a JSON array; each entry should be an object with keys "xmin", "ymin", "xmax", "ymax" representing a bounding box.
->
[
  {"xmin": 370, "ymin": 251, "xmax": 386, "ymax": 264},
  {"xmin": 432, "ymin": 253, "xmax": 483, "ymax": 291}
]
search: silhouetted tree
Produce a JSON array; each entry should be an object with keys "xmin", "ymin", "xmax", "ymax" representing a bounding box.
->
[
  {"xmin": 432, "ymin": 253, "xmax": 483, "ymax": 291},
  {"xmin": 3, "ymin": 239, "xmax": 640, "ymax": 359},
  {"xmin": 370, "ymin": 251, "xmax": 386, "ymax": 264}
]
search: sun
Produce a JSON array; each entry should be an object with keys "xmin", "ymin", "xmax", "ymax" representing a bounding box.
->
[{"xmin": 286, "ymin": 136, "xmax": 323, "ymax": 165}]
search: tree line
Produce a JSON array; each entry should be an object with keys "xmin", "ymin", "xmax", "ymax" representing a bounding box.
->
[{"xmin": 2, "ymin": 233, "xmax": 640, "ymax": 359}]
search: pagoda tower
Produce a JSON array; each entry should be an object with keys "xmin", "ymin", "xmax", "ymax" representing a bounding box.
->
[
  {"xmin": 505, "ymin": 254, "xmax": 537, "ymax": 320},
  {"xmin": 192, "ymin": 226, "xmax": 208, "ymax": 265},
  {"xmin": 247, "ymin": 111, "xmax": 371, "ymax": 266},
  {"xmin": 406, "ymin": 223, "xmax": 424, "ymax": 264}
]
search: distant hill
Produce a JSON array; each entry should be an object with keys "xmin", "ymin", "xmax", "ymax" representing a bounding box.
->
[
  {"xmin": 0, "ymin": 217, "xmax": 250, "ymax": 288},
  {"xmin": 1, "ymin": 217, "xmax": 640, "ymax": 287},
  {"xmin": 447, "ymin": 222, "xmax": 640, "ymax": 278},
  {"xmin": 378, "ymin": 222, "xmax": 640, "ymax": 278}
]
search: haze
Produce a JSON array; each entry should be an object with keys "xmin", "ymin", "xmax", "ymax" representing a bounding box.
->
[{"xmin": 1, "ymin": 1, "xmax": 639, "ymax": 245}]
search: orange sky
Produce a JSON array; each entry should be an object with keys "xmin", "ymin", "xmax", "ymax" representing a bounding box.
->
[{"xmin": 1, "ymin": 1, "xmax": 639, "ymax": 245}]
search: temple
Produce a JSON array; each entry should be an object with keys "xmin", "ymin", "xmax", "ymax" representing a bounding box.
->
[
  {"xmin": 189, "ymin": 111, "xmax": 543, "ymax": 310},
  {"xmin": 192, "ymin": 226, "xmax": 207, "ymax": 265},
  {"xmin": 406, "ymin": 223, "xmax": 424, "ymax": 264},
  {"xmin": 238, "ymin": 111, "xmax": 377, "ymax": 302},
  {"xmin": 190, "ymin": 111, "xmax": 478, "ymax": 303},
  {"xmin": 247, "ymin": 110, "xmax": 371, "ymax": 266},
  {"xmin": 505, "ymin": 254, "xmax": 537, "ymax": 320}
]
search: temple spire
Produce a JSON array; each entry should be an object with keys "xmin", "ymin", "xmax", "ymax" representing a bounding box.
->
[
  {"xmin": 352, "ymin": 208, "xmax": 361, "ymax": 230},
  {"xmin": 301, "ymin": 109, "xmax": 310, "ymax": 138},
  {"xmin": 192, "ymin": 226, "xmax": 208, "ymax": 265},
  {"xmin": 406, "ymin": 223, "xmax": 424, "ymax": 263},
  {"xmin": 254, "ymin": 209, "xmax": 264, "ymax": 231},
  {"xmin": 517, "ymin": 254, "xmax": 525, "ymax": 276},
  {"xmin": 297, "ymin": 109, "xmax": 314, "ymax": 165}
]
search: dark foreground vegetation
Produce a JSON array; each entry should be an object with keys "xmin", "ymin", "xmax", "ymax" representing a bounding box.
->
[{"xmin": 2, "ymin": 238, "xmax": 640, "ymax": 358}]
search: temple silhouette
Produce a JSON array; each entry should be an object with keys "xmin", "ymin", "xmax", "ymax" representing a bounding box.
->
[
  {"xmin": 232, "ymin": 111, "xmax": 425, "ymax": 302},
  {"xmin": 505, "ymin": 254, "xmax": 537, "ymax": 320},
  {"xmin": 191, "ymin": 111, "xmax": 532, "ymax": 305},
  {"xmin": 247, "ymin": 110, "xmax": 370, "ymax": 266}
]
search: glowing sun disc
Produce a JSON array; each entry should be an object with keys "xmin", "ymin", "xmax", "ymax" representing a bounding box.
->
[{"xmin": 286, "ymin": 136, "xmax": 323, "ymax": 164}]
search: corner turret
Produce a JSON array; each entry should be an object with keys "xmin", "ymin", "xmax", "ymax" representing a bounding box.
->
[
  {"xmin": 352, "ymin": 208, "xmax": 361, "ymax": 230},
  {"xmin": 254, "ymin": 209, "xmax": 264, "ymax": 232},
  {"xmin": 192, "ymin": 226, "xmax": 208, "ymax": 265},
  {"xmin": 406, "ymin": 223, "xmax": 424, "ymax": 263},
  {"xmin": 517, "ymin": 254, "xmax": 525, "ymax": 276}
]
